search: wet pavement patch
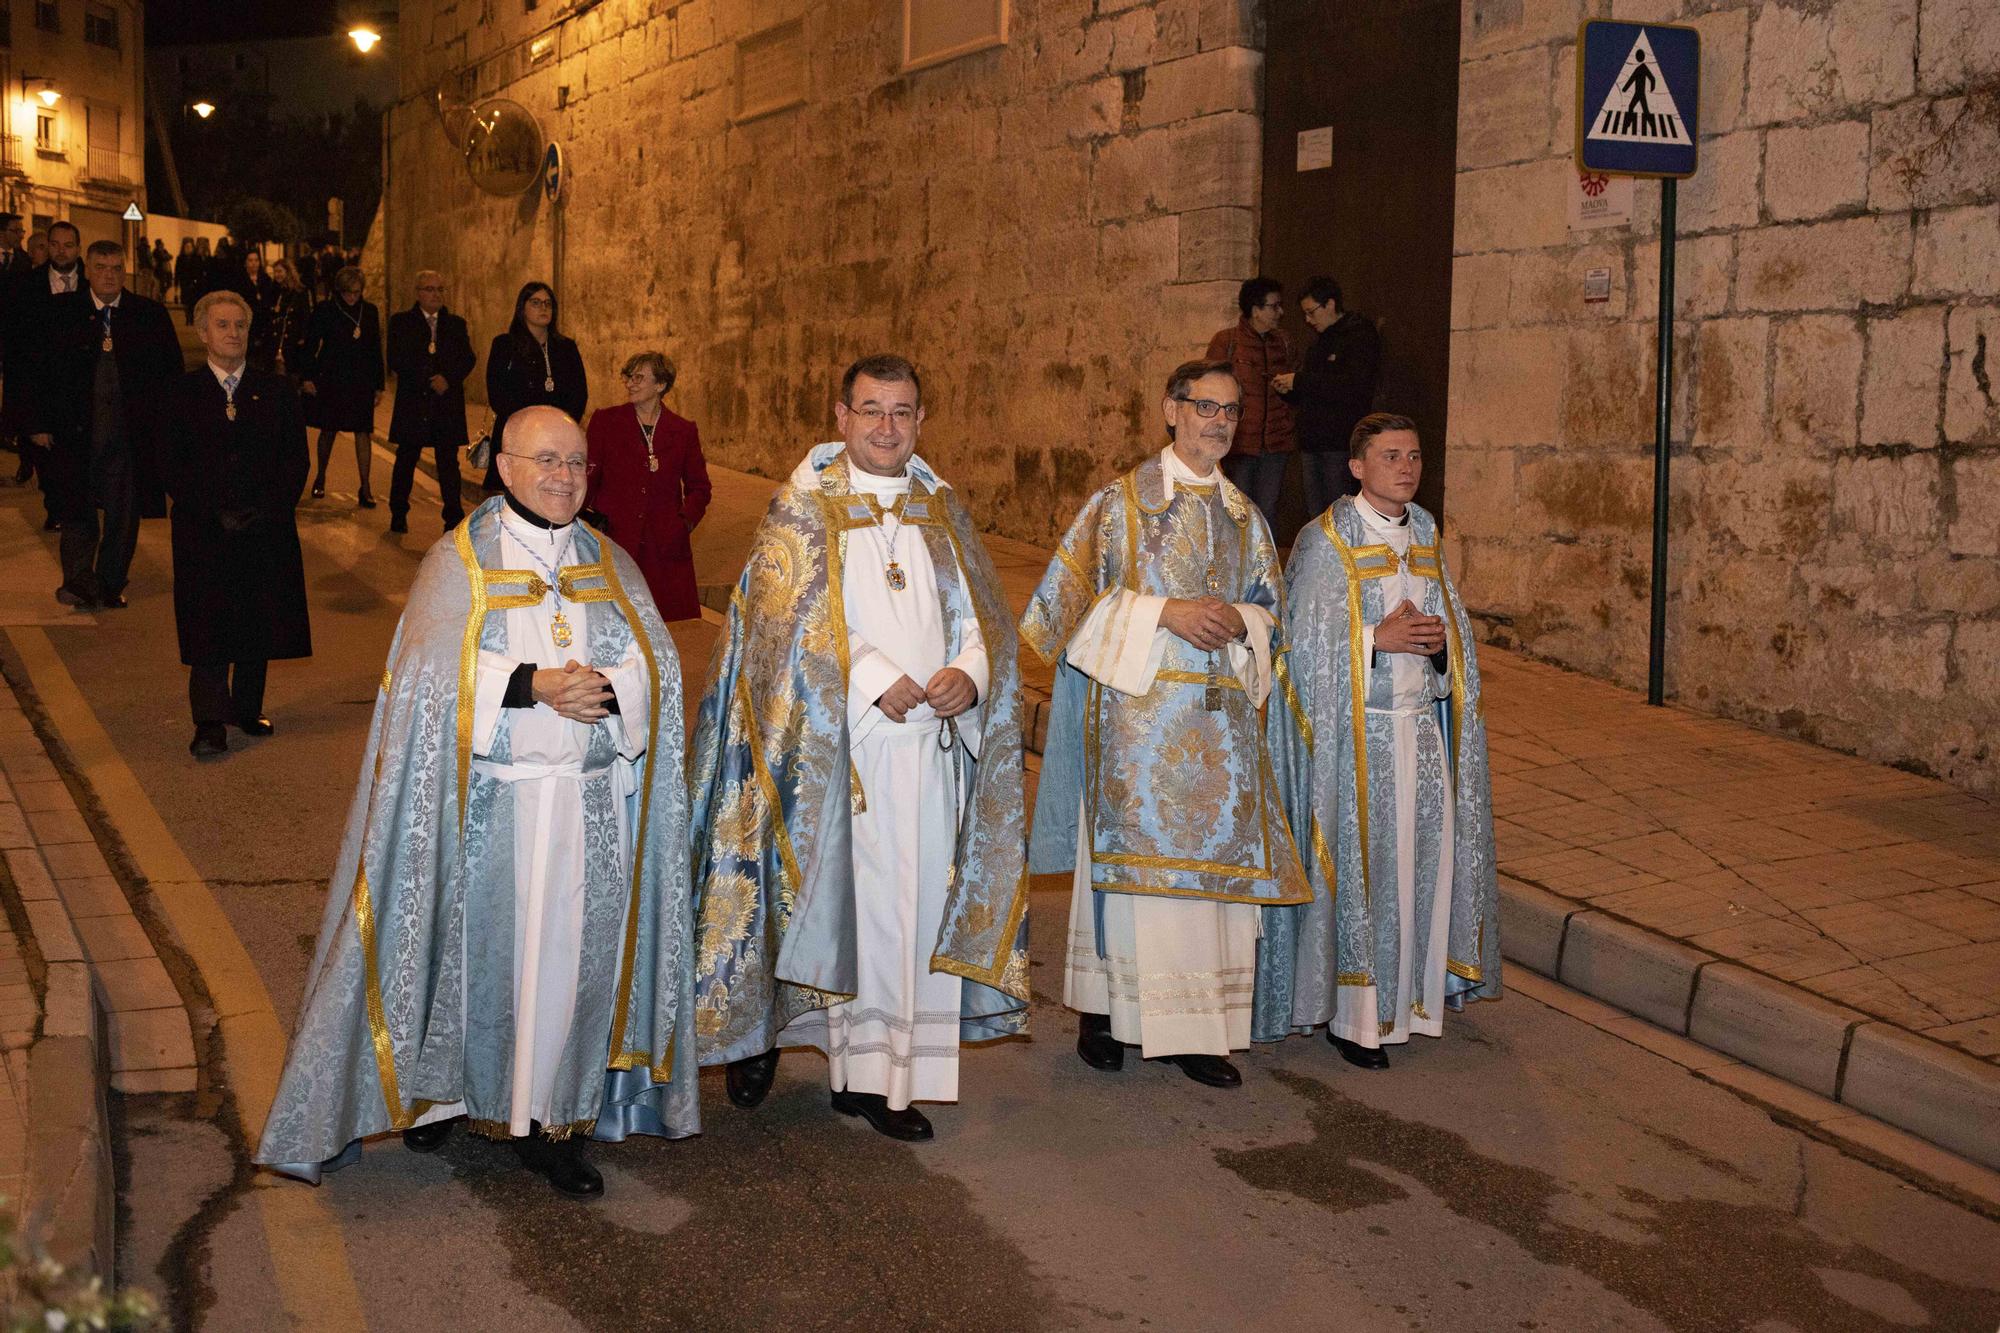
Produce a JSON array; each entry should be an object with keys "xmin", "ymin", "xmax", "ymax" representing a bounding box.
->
[
  {"xmin": 454, "ymin": 1072, "xmax": 1054, "ymax": 1332},
  {"xmin": 1216, "ymin": 1069, "xmax": 1999, "ymax": 1331}
]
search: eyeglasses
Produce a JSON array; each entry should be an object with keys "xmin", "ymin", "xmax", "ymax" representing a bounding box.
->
[
  {"xmin": 1256, "ymin": 300, "xmax": 1283, "ymax": 312},
  {"xmin": 1173, "ymin": 396, "xmax": 1243, "ymax": 422},
  {"xmin": 501, "ymin": 451, "xmax": 597, "ymax": 476},
  {"xmin": 848, "ymin": 406, "xmax": 918, "ymax": 428},
  {"xmin": 524, "ymin": 297, "xmax": 554, "ymax": 309}
]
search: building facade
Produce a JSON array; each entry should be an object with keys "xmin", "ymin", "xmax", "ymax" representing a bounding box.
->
[{"xmin": 0, "ymin": 0, "xmax": 145, "ymax": 250}]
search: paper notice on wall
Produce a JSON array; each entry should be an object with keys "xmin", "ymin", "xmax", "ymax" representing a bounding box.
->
[
  {"xmin": 1296, "ymin": 127, "xmax": 1333, "ymax": 172},
  {"xmin": 1584, "ymin": 267, "xmax": 1613, "ymax": 303},
  {"xmin": 1568, "ymin": 168, "xmax": 1635, "ymax": 231}
]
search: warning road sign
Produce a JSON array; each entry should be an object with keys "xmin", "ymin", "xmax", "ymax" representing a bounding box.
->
[{"xmin": 1577, "ymin": 20, "xmax": 1700, "ymax": 177}]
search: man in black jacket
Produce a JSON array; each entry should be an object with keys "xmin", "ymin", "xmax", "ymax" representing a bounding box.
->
[
  {"xmin": 384, "ymin": 270, "xmax": 476, "ymax": 533},
  {"xmin": 29, "ymin": 240, "xmax": 184, "ymax": 609},
  {"xmin": 163, "ymin": 291, "xmax": 312, "ymax": 758},
  {"xmin": 1275, "ymin": 276, "xmax": 1381, "ymax": 520},
  {"xmin": 4, "ymin": 221, "xmax": 84, "ymax": 515}
]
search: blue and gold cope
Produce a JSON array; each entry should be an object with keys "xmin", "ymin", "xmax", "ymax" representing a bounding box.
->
[
  {"xmin": 1253, "ymin": 496, "xmax": 1503, "ymax": 1042},
  {"xmin": 256, "ymin": 497, "xmax": 697, "ymax": 1181},
  {"xmin": 687, "ymin": 445, "xmax": 1031, "ymax": 1064},
  {"xmin": 1022, "ymin": 453, "xmax": 1312, "ymax": 908}
]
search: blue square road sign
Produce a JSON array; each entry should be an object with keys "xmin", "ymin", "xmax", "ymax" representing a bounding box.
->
[{"xmin": 1577, "ymin": 20, "xmax": 1700, "ymax": 178}]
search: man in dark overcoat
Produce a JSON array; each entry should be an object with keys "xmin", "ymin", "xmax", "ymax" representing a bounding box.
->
[
  {"xmin": 384, "ymin": 269, "xmax": 476, "ymax": 533},
  {"xmin": 4, "ymin": 220, "xmax": 84, "ymax": 522},
  {"xmin": 163, "ymin": 291, "xmax": 312, "ymax": 758},
  {"xmin": 29, "ymin": 240, "xmax": 183, "ymax": 608}
]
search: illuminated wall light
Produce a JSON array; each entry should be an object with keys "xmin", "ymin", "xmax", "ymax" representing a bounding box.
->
[
  {"xmin": 349, "ymin": 27, "xmax": 382, "ymax": 54},
  {"xmin": 192, "ymin": 100, "xmax": 216, "ymax": 118},
  {"xmin": 36, "ymin": 86, "xmax": 60, "ymax": 107}
]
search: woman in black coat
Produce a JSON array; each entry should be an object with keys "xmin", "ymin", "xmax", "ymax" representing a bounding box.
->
[
  {"xmin": 295, "ymin": 265, "xmax": 385, "ymax": 506},
  {"xmin": 233, "ymin": 250, "xmax": 283, "ymax": 373},
  {"xmin": 481, "ymin": 280, "xmax": 587, "ymax": 490}
]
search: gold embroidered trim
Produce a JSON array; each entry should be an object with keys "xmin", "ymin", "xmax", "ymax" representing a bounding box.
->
[
  {"xmin": 1323, "ymin": 512, "xmax": 1372, "ymax": 910},
  {"xmin": 352, "ymin": 866, "xmax": 413, "ymax": 1130},
  {"xmin": 1273, "ymin": 651, "xmax": 1314, "ymax": 752},
  {"xmin": 379, "ymin": 667, "xmax": 392, "ymax": 694},
  {"xmin": 1337, "ymin": 972, "xmax": 1374, "ymax": 986},
  {"xmin": 1155, "ymin": 670, "xmax": 1244, "ymax": 690},
  {"xmin": 1091, "ymin": 879, "xmax": 1304, "ymax": 907},
  {"xmin": 1447, "ymin": 958, "xmax": 1483, "ymax": 982},
  {"xmin": 451, "ymin": 520, "xmax": 488, "ymax": 835},
  {"xmin": 849, "ymin": 760, "xmax": 866, "ymax": 814},
  {"xmin": 1055, "ymin": 541, "xmax": 1092, "ymax": 588}
]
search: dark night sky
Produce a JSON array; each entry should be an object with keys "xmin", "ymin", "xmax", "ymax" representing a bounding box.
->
[{"xmin": 148, "ymin": 1, "xmax": 395, "ymax": 46}]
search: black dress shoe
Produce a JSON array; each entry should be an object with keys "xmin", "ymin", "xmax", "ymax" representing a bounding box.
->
[
  {"xmin": 54, "ymin": 585, "xmax": 94, "ymax": 608},
  {"xmin": 310, "ymin": 481, "xmax": 326, "ymax": 499},
  {"xmin": 189, "ymin": 724, "xmax": 228, "ymax": 758},
  {"xmin": 1330, "ymin": 1032, "xmax": 1390, "ymax": 1069},
  {"xmin": 1166, "ymin": 1053, "xmax": 1243, "ymax": 1088},
  {"xmin": 233, "ymin": 716, "xmax": 275, "ymax": 736},
  {"xmin": 514, "ymin": 1132, "xmax": 603, "ymax": 1198},
  {"xmin": 1076, "ymin": 1012, "xmax": 1124, "ymax": 1072},
  {"xmin": 830, "ymin": 1089, "xmax": 934, "ymax": 1142},
  {"xmin": 725, "ymin": 1049, "xmax": 779, "ymax": 1108},
  {"xmin": 41, "ymin": 515, "xmax": 60, "ymax": 531},
  {"xmin": 388, "ymin": 515, "xmax": 409, "ymax": 534},
  {"xmin": 97, "ymin": 592, "xmax": 127, "ymax": 609},
  {"xmin": 402, "ymin": 1119, "xmax": 454, "ymax": 1153},
  {"xmin": 357, "ymin": 491, "xmax": 378, "ymax": 510}
]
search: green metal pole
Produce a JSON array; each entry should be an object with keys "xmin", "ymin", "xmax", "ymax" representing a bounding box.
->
[{"xmin": 1648, "ymin": 177, "xmax": 1677, "ymax": 707}]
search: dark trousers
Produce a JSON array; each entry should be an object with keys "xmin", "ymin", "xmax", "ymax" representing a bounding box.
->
[
  {"xmin": 1301, "ymin": 451, "xmax": 1353, "ymax": 522},
  {"xmin": 188, "ymin": 660, "xmax": 268, "ymax": 726},
  {"xmin": 389, "ymin": 439, "xmax": 464, "ymax": 526},
  {"xmin": 59, "ymin": 469, "xmax": 139, "ymax": 599},
  {"xmin": 1222, "ymin": 452, "xmax": 1288, "ymax": 534}
]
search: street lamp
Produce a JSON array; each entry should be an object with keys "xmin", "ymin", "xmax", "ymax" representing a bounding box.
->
[
  {"xmin": 36, "ymin": 86, "xmax": 60, "ymax": 107},
  {"xmin": 21, "ymin": 75, "xmax": 60, "ymax": 106},
  {"xmin": 191, "ymin": 100, "xmax": 216, "ymax": 119},
  {"xmin": 348, "ymin": 27, "xmax": 382, "ymax": 53}
]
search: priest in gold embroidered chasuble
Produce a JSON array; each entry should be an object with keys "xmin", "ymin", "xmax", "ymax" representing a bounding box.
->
[
  {"xmin": 1021, "ymin": 360, "xmax": 1310, "ymax": 1091},
  {"xmin": 688, "ymin": 356, "xmax": 1030, "ymax": 1143}
]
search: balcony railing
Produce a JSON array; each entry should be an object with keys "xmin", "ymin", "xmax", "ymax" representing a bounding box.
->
[{"xmin": 82, "ymin": 145, "xmax": 139, "ymax": 186}]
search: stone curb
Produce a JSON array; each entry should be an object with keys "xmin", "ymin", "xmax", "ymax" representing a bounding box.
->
[
  {"xmin": 1499, "ymin": 875, "xmax": 2000, "ymax": 1174},
  {"xmin": 24, "ymin": 958, "xmax": 115, "ymax": 1277}
]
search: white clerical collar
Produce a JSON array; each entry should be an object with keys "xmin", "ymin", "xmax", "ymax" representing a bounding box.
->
[
  {"xmin": 207, "ymin": 360, "xmax": 246, "ymax": 387},
  {"xmin": 1357, "ymin": 495, "xmax": 1410, "ymax": 529},
  {"xmin": 500, "ymin": 496, "xmax": 574, "ymax": 540},
  {"xmin": 846, "ymin": 462, "xmax": 912, "ymax": 497},
  {"xmin": 91, "ymin": 290, "xmax": 121, "ymax": 312},
  {"xmin": 1159, "ymin": 444, "xmax": 1220, "ymax": 502}
]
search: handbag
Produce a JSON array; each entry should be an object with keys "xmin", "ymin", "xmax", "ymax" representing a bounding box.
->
[{"xmin": 468, "ymin": 432, "xmax": 493, "ymax": 470}]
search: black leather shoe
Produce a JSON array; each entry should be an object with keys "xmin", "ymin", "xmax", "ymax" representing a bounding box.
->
[
  {"xmin": 357, "ymin": 491, "xmax": 378, "ymax": 510},
  {"xmin": 310, "ymin": 481, "xmax": 326, "ymax": 499},
  {"xmin": 54, "ymin": 584, "xmax": 94, "ymax": 608},
  {"xmin": 514, "ymin": 1132, "xmax": 603, "ymax": 1199},
  {"xmin": 233, "ymin": 716, "xmax": 275, "ymax": 736},
  {"xmin": 97, "ymin": 592, "xmax": 127, "ymax": 609},
  {"xmin": 726, "ymin": 1049, "xmax": 779, "ymax": 1108},
  {"xmin": 1167, "ymin": 1053, "xmax": 1243, "ymax": 1088},
  {"xmin": 830, "ymin": 1089, "xmax": 934, "ymax": 1142},
  {"xmin": 402, "ymin": 1119, "xmax": 453, "ymax": 1153},
  {"xmin": 1330, "ymin": 1033, "xmax": 1390, "ymax": 1069},
  {"xmin": 388, "ymin": 515, "xmax": 409, "ymax": 534},
  {"xmin": 1076, "ymin": 1012, "xmax": 1124, "ymax": 1072},
  {"xmin": 189, "ymin": 724, "xmax": 227, "ymax": 759}
]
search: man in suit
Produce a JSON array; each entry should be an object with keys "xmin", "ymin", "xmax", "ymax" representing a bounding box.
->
[
  {"xmin": 384, "ymin": 270, "xmax": 476, "ymax": 533},
  {"xmin": 162, "ymin": 291, "xmax": 312, "ymax": 758},
  {"xmin": 0, "ymin": 214, "xmax": 32, "ymax": 276},
  {"xmin": 5, "ymin": 220, "xmax": 84, "ymax": 513},
  {"xmin": 29, "ymin": 240, "xmax": 183, "ymax": 609}
]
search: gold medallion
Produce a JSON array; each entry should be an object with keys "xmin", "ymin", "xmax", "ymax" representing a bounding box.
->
[
  {"xmin": 351, "ymin": 326, "xmax": 361, "ymax": 340},
  {"xmin": 427, "ymin": 340, "xmax": 436, "ymax": 354},
  {"xmin": 225, "ymin": 401, "xmax": 237, "ymax": 421},
  {"xmin": 100, "ymin": 336, "xmax": 113, "ymax": 353},
  {"xmin": 543, "ymin": 376, "xmax": 555, "ymax": 392},
  {"xmin": 885, "ymin": 561, "xmax": 907, "ymax": 592},
  {"xmin": 551, "ymin": 611, "xmax": 574, "ymax": 649},
  {"xmin": 1204, "ymin": 565, "xmax": 1222, "ymax": 596},
  {"xmin": 647, "ymin": 456, "xmax": 659, "ymax": 472}
]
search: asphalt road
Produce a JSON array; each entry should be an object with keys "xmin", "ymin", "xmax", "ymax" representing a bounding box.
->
[{"xmin": 4, "ymin": 457, "xmax": 1997, "ymax": 1333}]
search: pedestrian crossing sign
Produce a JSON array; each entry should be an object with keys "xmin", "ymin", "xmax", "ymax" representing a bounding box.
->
[{"xmin": 1577, "ymin": 20, "xmax": 1700, "ymax": 178}]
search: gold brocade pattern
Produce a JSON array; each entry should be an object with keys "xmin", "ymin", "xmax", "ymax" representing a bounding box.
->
[{"xmin": 1321, "ymin": 510, "xmax": 1374, "ymax": 910}]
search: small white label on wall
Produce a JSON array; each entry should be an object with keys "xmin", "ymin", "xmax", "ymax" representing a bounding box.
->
[
  {"xmin": 1584, "ymin": 267, "xmax": 1614, "ymax": 303},
  {"xmin": 1568, "ymin": 168, "xmax": 1635, "ymax": 231},
  {"xmin": 1296, "ymin": 127, "xmax": 1333, "ymax": 172}
]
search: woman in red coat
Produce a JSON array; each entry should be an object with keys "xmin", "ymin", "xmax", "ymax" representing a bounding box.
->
[{"xmin": 584, "ymin": 351, "xmax": 712, "ymax": 621}]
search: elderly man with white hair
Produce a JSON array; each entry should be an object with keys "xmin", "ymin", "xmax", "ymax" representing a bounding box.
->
[
  {"xmin": 256, "ymin": 406, "xmax": 699, "ymax": 1199},
  {"xmin": 160, "ymin": 290, "xmax": 312, "ymax": 758},
  {"xmin": 385, "ymin": 269, "xmax": 477, "ymax": 534}
]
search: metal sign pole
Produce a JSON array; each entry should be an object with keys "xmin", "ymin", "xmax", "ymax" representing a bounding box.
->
[{"xmin": 1647, "ymin": 177, "xmax": 1677, "ymax": 706}]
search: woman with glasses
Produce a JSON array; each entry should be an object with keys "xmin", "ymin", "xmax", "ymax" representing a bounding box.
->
[
  {"xmin": 296, "ymin": 265, "xmax": 386, "ymax": 506},
  {"xmin": 583, "ymin": 352, "xmax": 711, "ymax": 621},
  {"xmin": 482, "ymin": 281, "xmax": 587, "ymax": 491},
  {"xmin": 266, "ymin": 258, "xmax": 311, "ymax": 378}
]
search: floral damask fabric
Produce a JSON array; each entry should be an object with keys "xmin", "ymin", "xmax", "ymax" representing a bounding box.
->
[
  {"xmin": 256, "ymin": 497, "xmax": 698, "ymax": 1180},
  {"xmin": 1253, "ymin": 496, "xmax": 1503, "ymax": 1044},
  {"xmin": 687, "ymin": 445, "xmax": 1031, "ymax": 1067},
  {"xmin": 1023, "ymin": 454, "xmax": 1311, "ymax": 908}
]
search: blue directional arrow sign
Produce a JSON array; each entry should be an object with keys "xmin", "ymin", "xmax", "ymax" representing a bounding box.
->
[{"xmin": 1577, "ymin": 20, "xmax": 1700, "ymax": 178}]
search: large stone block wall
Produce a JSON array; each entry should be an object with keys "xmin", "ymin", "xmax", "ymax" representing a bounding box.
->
[
  {"xmin": 1447, "ymin": 0, "xmax": 2000, "ymax": 794},
  {"xmin": 385, "ymin": 0, "xmax": 1263, "ymax": 545}
]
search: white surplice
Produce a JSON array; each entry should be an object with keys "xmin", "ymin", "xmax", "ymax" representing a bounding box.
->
[
  {"xmin": 416, "ymin": 504, "xmax": 650, "ymax": 1136},
  {"xmin": 1061, "ymin": 447, "xmax": 1272, "ymax": 1058},
  {"xmin": 1333, "ymin": 495, "xmax": 1454, "ymax": 1049},
  {"xmin": 779, "ymin": 464, "xmax": 989, "ymax": 1109}
]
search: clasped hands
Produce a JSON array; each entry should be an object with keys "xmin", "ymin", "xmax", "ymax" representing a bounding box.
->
[
  {"xmin": 1161, "ymin": 597, "xmax": 1247, "ymax": 652},
  {"xmin": 876, "ymin": 667, "xmax": 977, "ymax": 723},
  {"xmin": 533, "ymin": 660, "xmax": 614, "ymax": 722},
  {"xmin": 1375, "ymin": 599, "xmax": 1447, "ymax": 656}
]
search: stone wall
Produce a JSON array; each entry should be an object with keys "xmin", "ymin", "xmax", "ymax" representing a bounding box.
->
[
  {"xmin": 1447, "ymin": 0, "xmax": 2000, "ymax": 794},
  {"xmin": 385, "ymin": 0, "xmax": 1263, "ymax": 545}
]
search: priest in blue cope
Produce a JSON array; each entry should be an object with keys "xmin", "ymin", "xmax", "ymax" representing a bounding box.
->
[
  {"xmin": 1255, "ymin": 413, "xmax": 1501, "ymax": 1069},
  {"xmin": 255, "ymin": 407, "xmax": 698, "ymax": 1198}
]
